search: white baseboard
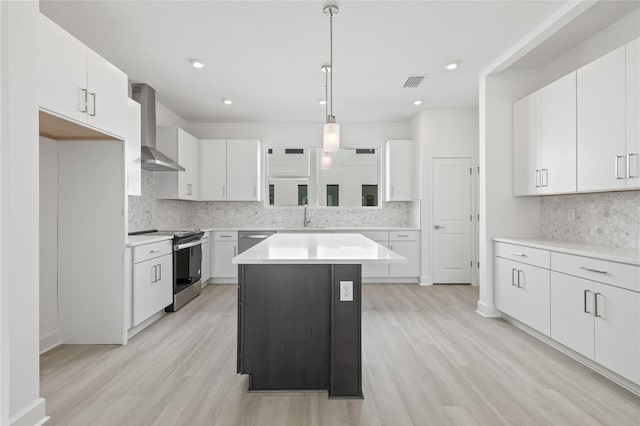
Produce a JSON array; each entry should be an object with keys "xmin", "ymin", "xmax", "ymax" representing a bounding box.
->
[
  {"xmin": 504, "ymin": 315, "xmax": 640, "ymax": 397},
  {"xmin": 475, "ymin": 300, "xmax": 501, "ymax": 318},
  {"xmin": 127, "ymin": 310, "xmax": 166, "ymax": 340},
  {"xmin": 418, "ymin": 276, "xmax": 433, "ymax": 286},
  {"xmin": 39, "ymin": 330, "xmax": 61, "ymax": 355},
  {"xmin": 7, "ymin": 397, "xmax": 48, "ymax": 426}
]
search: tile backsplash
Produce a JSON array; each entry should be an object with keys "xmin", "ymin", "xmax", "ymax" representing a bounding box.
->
[
  {"xmin": 540, "ymin": 191, "xmax": 640, "ymax": 249},
  {"xmin": 128, "ymin": 170, "xmax": 419, "ymax": 231}
]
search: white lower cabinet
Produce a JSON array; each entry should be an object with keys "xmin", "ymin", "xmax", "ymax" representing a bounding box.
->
[
  {"xmin": 132, "ymin": 242, "xmax": 173, "ymax": 327},
  {"xmin": 494, "ymin": 256, "xmax": 550, "ymax": 335},
  {"xmin": 389, "ymin": 232, "xmax": 420, "ymax": 278},
  {"xmin": 213, "ymin": 232, "xmax": 238, "ymax": 280},
  {"xmin": 496, "ymin": 239, "xmax": 640, "ymax": 386},
  {"xmin": 201, "ymin": 233, "xmax": 211, "ymax": 285},
  {"xmin": 550, "ymin": 271, "xmax": 640, "ymax": 384}
]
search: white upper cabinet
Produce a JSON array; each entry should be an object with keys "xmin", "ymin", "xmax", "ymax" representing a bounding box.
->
[
  {"xmin": 200, "ymin": 139, "xmax": 261, "ymax": 201},
  {"xmin": 385, "ymin": 140, "xmax": 415, "ymax": 201},
  {"xmin": 85, "ymin": 48, "xmax": 128, "ymax": 139},
  {"xmin": 513, "ymin": 92, "xmax": 540, "ymax": 196},
  {"xmin": 227, "ymin": 140, "xmax": 261, "ymax": 201},
  {"xmin": 126, "ymin": 99, "xmax": 141, "ymax": 196},
  {"xmin": 513, "ymin": 72, "xmax": 576, "ymax": 196},
  {"xmin": 577, "ymin": 45, "xmax": 627, "ymax": 192},
  {"xmin": 627, "ymin": 38, "xmax": 640, "ymax": 189},
  {"xmin": 156, "ymin": 127, "xmax": 199, "ymax": 200},
  {"xmin": 200, "ymin": 139, "xmax": 227, "ymax": 201},
  {"xmin": 38, "ymin": 14, "xmax": 87, "ymax": 125},
  {"xmin": 38, "ymin": 14, "xmax": 127, "ymax": 139},
  {"xmin": 540, "ymin": 71, "xmax": 577, "ymax": 194}
]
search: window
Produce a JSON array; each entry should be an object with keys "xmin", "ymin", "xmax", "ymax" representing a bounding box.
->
[
  {"xmin": 326, "ymin": 185, "xmax": 339, "ymax": 207},
  {"xmin": 269, "ymin": 184, "xmax": 275, "ymax": 206},
  {"xmin": 362, "ymin": 185, "xmax": 378, "ymax": 206},
  {"xmin": 298, "ymin": 185, "xmax": 308, "ymax": 206}
]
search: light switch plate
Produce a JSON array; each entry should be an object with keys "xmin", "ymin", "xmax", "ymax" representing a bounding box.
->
[{"xmin": 340, "ymin": 281, "xmax": 353, "ymax": 302}]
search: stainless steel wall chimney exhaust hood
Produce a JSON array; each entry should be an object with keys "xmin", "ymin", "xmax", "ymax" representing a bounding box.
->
[{"xmin": 131, "ymin": 83, "xmax": 185, "ymax": 172}]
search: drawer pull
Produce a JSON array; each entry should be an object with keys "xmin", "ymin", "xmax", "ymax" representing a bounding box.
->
[
  {"xmin": 594, "ymin": 292, "xmax": 602, "ymax": 318},
  {"xmin": 583, "ymin": 289, "xmax": 593, "ymax": 315},
  {"xmin": 220, "ymin": 235, "xmax": 232, "ymax": 238},
  {"xmin": 580, "ymin": 266, "xmax": 608, "ymax": 274},
  {"xmin": 396, "ymin": 234, "xmax": 409, "ymax": 237},
  {"xmin": 511, "ymin": 251, "xmax": 527, "ymax": 257},
  {"xmin": 149, "ymin": 249, "xmax": 160, "ymax": 253}
]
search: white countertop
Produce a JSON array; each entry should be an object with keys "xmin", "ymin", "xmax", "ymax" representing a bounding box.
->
[
  {"xmin": 494, "ymin": 237, "xmax": 640, "ymax": 266},
  {"xmin": 126, "ymin": 234, "xmax": 173, "ymax": 247},
  {"xmin": 207, "ymin": 227, "xmax": 419, "ymax": 232},
  {"xmin": 232, "ymin": 233, "xmax": 407, "ymax": 265}
]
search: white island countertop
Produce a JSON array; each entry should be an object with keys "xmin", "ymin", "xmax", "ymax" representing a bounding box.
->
[{"xmin": 232, "ymin": 233, "xmax": 407, "ymax": 265}]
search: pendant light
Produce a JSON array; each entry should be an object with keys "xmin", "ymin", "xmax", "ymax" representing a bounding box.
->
[
  {"xmin": 320, "ymin": 65, "xmax": 333, "ymax": 169},
  {"xmin": 323, "ymin": 5, "xmax": 340, "ymax": 152}
]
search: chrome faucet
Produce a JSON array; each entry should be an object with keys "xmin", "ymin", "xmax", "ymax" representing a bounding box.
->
[{"xmin": 303, "ymin": 205, "xmax": 311, "ymax": 228}]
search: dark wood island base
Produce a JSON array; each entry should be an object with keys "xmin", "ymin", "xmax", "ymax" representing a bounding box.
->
[{"xmin": 237, "ymin": 263, "xmax": 363, "ymax": 399}]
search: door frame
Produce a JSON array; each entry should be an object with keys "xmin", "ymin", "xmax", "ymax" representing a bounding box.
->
[{"xmin": 430, "ymin": 156, "xmax": 476, "ymax": 285}]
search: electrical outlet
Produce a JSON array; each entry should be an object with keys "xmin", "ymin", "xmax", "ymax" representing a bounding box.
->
[
  {"xmin": 340, "ymin": 281, "xmax": 353, "ymax": 302},
  {"xmin": 567, "ymin": 208, "xmax": 576, "ymax": 222}
]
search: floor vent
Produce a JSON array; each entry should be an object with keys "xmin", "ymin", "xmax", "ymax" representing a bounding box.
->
[{"xmin": 403, "ymin": 75, "xmax": 425, "ymax": 88}]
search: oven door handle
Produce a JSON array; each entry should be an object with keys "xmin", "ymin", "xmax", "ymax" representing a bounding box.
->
[{"xmin": 174, "ymin": 240, "xmax": 202, "ymax": 251}]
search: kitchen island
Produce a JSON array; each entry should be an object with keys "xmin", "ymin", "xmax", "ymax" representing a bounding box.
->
[{"xmin": 232, "ymin": 233, "xmax": 405, "ymax": 398}]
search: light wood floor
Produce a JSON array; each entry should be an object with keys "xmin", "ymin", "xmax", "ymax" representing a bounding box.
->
[{"xmin": 41, "ymin": 284, "xmax": 640, "ymax": 426}]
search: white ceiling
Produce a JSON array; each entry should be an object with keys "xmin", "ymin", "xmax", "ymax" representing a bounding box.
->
[{"xmin": 40, "ymin": 0, "xmax": 565, "ymax": 123}]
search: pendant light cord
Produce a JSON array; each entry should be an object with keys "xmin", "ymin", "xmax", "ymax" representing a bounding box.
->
[
  {"xmin": 329, "ymin": 8, "xmax": 334, "ymax": 119},
  {"xmin": 325, "ymin": 70, "xmax": 329, "ymax": 120}
]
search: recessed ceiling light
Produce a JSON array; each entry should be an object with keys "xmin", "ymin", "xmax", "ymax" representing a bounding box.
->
[
  {"xmin": 191, "ymin": 59, "xmax": 205, "ymax": 69},
  {"xmin": 223, "ymin": 99, "xmax": 233, "ymax": 105},
  {"xmin": 413, "ymin": 100, "xmax": 422, "ymax": 106},
  {"xmin": 445, "ymin": 61, "xmax": 460, "ymax": 70},
  {"xmin": 319, "ymin": 99, "xmax": 327, "ymax": 105}
]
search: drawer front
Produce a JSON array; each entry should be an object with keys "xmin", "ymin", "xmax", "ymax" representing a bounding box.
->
[
  {"xmin": 133, "ymin": 240, "xmax": 172, "ymax": 264},
  {"xmin": 551, "ymin": 252, "xmax": 640, "ymax": 292},
  {"xmin": 389, "ymin": 231, "xmax": 419, "ymax": 241},
  {"xmin": 359, "ymin": 231, "xmax": 389, "ymax": 242},
  {"xmin": 214, "ymin": 231, "xmax": 238, "ymax": 242},
  {"xmin": 495, "ymin": 242, "xmax": 550, "ymax": 269}
]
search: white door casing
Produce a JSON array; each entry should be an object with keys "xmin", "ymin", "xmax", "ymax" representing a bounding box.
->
[{"xmin": 432, "ymin": 157, "xmax": 472, "ymax": 284}]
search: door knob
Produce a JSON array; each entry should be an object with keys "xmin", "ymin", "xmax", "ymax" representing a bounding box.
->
[{"xmin": 434, "ymin": 225, "xmax": 445, "ymax": 230}]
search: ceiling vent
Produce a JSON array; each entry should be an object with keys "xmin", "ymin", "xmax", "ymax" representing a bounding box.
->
[{"xmin": 403, "ymin": 75, "xmax": 425, "ymax": 88}]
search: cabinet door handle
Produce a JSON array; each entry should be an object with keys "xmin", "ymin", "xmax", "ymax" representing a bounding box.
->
[
  {"xmin": 511, "ymin": 251, "xmax": 527, "ymax": 257},
  {"xmin": 628, "ymin": 153, "xmax": 639, "ymax": 179},
  {"xmin": 187, "ymin": 183, "xmax": 192, "ymax": 196},
  {"xmin": 535, "ymin": 169, "xmax": 541, "ymax": 188},
  {"xmin": 253, "ymin": 186, "xmax": 257, "ymax": 197},
  {"xmin": 580, "ymin": 266, "xmax": 608, "ymax": 275},
  {"xmin": 615, "ymin": 155, "xmax": 626, "ymax": 179},
  {"xmin": 158, "ymin": 264, "xmax": 162, "ymax": 281},
  {"xmin": 434, "ymin": 225, "xmax": 445, "ymax": 230},
  {"xmin": 233, "ymin": 245, "xmax": 237, "ymax": 256},
  {"xmin": 541, "ymin": 169, "xmax": 548, "ymax": 187},
  {"xmin": 511, "ymin": 268, "xmax": 518, "ymax": 287},
  {"xmin": 517, "ymin": 270, "xmax": 524, "ymax": 289},
  {"xmin": 88, "ymin": 92, "xmax": 96, "ymax": 116},
  {"xmin": 583, "ymin": 289, "xmax": 592, "ymax": 315},
  {"xmin": 149, "ymin": 249, "xmax": 160, "ymax": 253},
  {"xmin": 79, "ymin": 88, "xmax": 88, "ymax": 112},
  {"xmin": 222, "ymin": 186, "xmax": 226, "ymax": 198},
  {"xmin": 594, "ymin": 292, "xmax": 602, "ymax": 318},
  {"xmin": 391, "ymin": 186, "xmax": 394, "ymax": 197},
  {"xmin": 151, "ymin": 265, "xmax": 156, "ymax": 283}
]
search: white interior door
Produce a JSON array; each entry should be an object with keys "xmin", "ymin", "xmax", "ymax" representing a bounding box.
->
[{"xmin": 432, "ymin": 158, "xmax": 472, "ymax": 284}]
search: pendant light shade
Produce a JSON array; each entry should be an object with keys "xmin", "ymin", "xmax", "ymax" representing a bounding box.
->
[
  {"xmin": 323, "ymin": 122, "xmax": 340, "ymax": 152},
  {"xmin": 322, "ymin": 5, "xmax": 340, "ymax": 152}
]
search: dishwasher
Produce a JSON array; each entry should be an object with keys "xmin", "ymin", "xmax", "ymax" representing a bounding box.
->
[{"xmin": 238, "ymin": 231, "xmax": 276, "ymax": 254}]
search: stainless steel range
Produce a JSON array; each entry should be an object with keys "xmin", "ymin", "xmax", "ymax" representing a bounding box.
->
[{"xmin": 129, "ymin": 229, "xmax": 204, "ymax": 311}]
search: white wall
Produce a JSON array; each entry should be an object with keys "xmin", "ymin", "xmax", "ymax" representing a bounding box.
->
[
  {"xmin": 156, "ymin": 101, "xmax": 190, "ymax": 129},
  {"xmin": 0, "ymin": 1, "xmax": 47, "ymax": 424},
  {"xmin": 538, "ymin": 8, "xmax": 640, "ymax": 87},
  {"xmin": 39, "ymin": 137, "xmax": 59, "ymax": 353},
  {"xmin": 477, "ymin": 69, "xmax": 541, "ymax": 317},
  {"xmin": 411, "ymin": 110, "xmax": 479, "ymax": 285},
  {"xmin": 188, "ymin": 122, "xmax": 409, "ymax": 148}
]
